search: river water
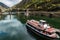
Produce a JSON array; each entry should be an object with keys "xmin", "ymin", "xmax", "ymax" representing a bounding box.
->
[
  {"xmin": 0, "ymin": 12, "xmax": 59, "ymax": 40},
  {"xmin": 0, "ymin": 13, "xmax": 37, "ymax": 40}
]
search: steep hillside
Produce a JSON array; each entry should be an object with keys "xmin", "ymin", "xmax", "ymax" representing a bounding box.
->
[
  {"xmin": 0, "ymin": 2, "xmax": 9, "ymax": 8},
  {"xmin": 14, "ymin": 0, "xmax": 60, "ymax": 11}
]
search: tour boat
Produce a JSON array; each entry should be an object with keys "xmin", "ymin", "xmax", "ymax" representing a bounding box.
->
[{"xmin": 26, "ymin": 20, "xmax": 60, "ymax": 40}]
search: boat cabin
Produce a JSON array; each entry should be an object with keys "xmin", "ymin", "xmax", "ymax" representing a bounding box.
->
[{"xmin": 39, "ymin": 20, "xmax": 47, "ymax": 25}]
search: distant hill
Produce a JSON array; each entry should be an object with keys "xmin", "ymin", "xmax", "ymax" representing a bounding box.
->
[
  {"xmin": 15, "ymin": 0, "xmax": 31, "ymax": 8},
  {"xmin": 0, "ymin": 2, "xmax": 9, "ymax": 8},
  {"xmin": 14, "ymin": 0, "xmax": 60, "ymax": 11}
]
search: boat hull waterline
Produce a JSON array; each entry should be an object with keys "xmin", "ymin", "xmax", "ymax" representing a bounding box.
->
[{"xmin": 26, "ymin": 20, "xmax": 60, "ymax": 40}]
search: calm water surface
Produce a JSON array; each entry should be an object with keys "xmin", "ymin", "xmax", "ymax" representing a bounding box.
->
[
  {"xmin": 0, "ymin": 12, "xmax": 59, "ymax": 40},
  {"xmin": 0, "ymin": 13, "xmax": 36, "ymax": 40}
]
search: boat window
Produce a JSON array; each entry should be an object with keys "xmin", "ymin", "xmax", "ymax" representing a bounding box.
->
[{"xmin": 40, "ymin": 21, "xmax": 47, "ymax": 25}]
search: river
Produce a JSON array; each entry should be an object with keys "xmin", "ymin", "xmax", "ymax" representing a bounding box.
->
[
  {"xmin": 0, "ymin": 12, "xmax": 59, "ymax": 40},
  {"xmin": 0, "ymin": 15, "xmax": 36, "ymax": 40}
]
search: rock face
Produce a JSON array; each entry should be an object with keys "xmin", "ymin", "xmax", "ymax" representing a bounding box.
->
[
  {"xmin": 0, "ymin": 2, "xmax": 9, "ymax": 12},
  {"xmin": 0, "ymin": 6, "xmax": 6, "ymax": 12},
  {"xmin": 15, "ymin": 0, "xmax": 31, "ymax": 8},
  {"xmin": 0, "ymin": 2, "xmax": 9, "ymax": 8}
]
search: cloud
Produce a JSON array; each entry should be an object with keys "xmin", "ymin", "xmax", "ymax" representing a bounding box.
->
[{"xmin": 0, "ymin": 0, "xmax": 22, "ymax": 7}]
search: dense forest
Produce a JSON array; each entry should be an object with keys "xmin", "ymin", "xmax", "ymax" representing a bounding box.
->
[{"xmin": 15, "ymin": 0, "xmax": 60, "ymax": 11}]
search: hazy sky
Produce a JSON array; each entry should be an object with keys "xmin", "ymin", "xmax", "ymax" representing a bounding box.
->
[{"xmin": 0, "ymin": 0, "xmax": 22, "ymax": 7}]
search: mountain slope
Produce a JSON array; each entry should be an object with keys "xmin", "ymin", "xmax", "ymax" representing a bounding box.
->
[
  {"xmin": 15, "ymin": 0, "xmax": 60, "ymax": 11},
  {"xmin": 0, "ymin": 2, "xmax": 9, "ymax": 8}
]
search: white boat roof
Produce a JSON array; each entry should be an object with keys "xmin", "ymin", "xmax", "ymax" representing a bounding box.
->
[{"xmin": 40, "ymin": 20, "xmax": 46, "ymax": 22}]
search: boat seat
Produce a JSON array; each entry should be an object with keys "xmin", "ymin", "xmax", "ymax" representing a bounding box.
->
[{"xmin": 45, "ymin": 28, "xmax": 55, "ymax": 33}]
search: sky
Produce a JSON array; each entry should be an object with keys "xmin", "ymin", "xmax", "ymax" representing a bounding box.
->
[{"xmin": 0, "ymin": 0, "xmax": 22, "ymax": 7}]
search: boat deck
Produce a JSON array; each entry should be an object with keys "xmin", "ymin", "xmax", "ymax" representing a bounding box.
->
[
  {"xmin": 27, "ymin": 20, "xmax": 56, "ymax": 33},
  {"xmin": 55, "ymin": 29, "xmax": 60, "ymax": 33}
]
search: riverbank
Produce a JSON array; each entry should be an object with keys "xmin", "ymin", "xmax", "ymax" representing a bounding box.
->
[{"xmin": 17, "ymin": 14, "xmax": 60, "ymax": 29}]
